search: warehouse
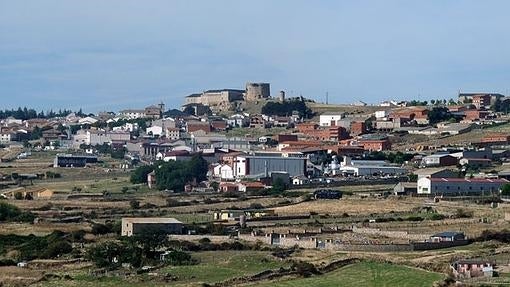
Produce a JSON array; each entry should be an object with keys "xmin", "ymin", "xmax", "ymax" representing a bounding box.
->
[
  {"xmin": 234, "ymin": 155, "xmax": 306, "ymax": 178},
  {"xmin": 121, "ymin": 217, "xmax": 183, "ymax": 237},
  {"xmin": 53, "ymin": 154, "xmax": 98, "ymax": 168},
  {"xmin": 417, "ymin": 178, "xmax": 509, "ymax": 195},
  {"xmin": 338, "ymin": 156, "xmax": 407, "ymax": 177}
]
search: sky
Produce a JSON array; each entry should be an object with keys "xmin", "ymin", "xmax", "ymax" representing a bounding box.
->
[{"xmin": 1, "ymin": 1, "xmax": 510, "ymax": 113}]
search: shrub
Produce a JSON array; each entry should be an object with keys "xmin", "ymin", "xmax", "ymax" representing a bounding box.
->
[
  {"xmin": 428, "ymin": 213, "xmax": 446, "ymax": 220},
  {"xmin": 129, "ymin": 200, "xmax": 140, "ymax": 210},
  {"xmin": 292, "ymin": 261, "xmax": 319, "ymax": 277},
  {"xmin": 198, "ymin": 237, "xmax": 211, "ymax": 245},
  {"xmin": 42, "ymin": 240, "xmax": 73, "ymax": 258},
  {"xmin": 164, "ymin": 250, "xmax": 197, "ymax": 266},
  {"xmin": 249, "ymin": 203, "xmax": 264, "ymax": 209},
  {"xmin": 91, "ymin": 223, "xmax": 112, "ymax": 235},
  {"xmin": 455, "ymin": 208, "xmax": 473, "ymax": 218}
]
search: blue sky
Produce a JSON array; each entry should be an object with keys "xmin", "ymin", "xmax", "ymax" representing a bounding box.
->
[{"xmin": 1, "ymin": 1, "xmax": 509, "ymax": 112}]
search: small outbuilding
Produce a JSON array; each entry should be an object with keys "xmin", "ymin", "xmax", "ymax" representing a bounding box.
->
[{"xmin": 121, "ymin": 217, "xmax": 183, "ymax": 237}]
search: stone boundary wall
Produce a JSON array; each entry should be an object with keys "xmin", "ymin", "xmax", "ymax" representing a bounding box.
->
[
  {"xmin": 170, "ymin": 233, "xmax": 469, "ymax": 252},
  {"xmin": 352, "ymin": 226, "xmax": 429, "ymax": 241}
]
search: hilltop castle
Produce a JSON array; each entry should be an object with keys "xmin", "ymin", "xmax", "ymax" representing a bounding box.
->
[{"xmin": 183, "ymin": 82, "xmax": 271, "ymax": 112}]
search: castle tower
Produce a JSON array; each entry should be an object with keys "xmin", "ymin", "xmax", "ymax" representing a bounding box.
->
[
  {"xmin": 279, "ymin": 90, "xmax": 285, "ymax": 102},
  {"xmin": 245, "ymin": 82, "xmax": 270, "ymax": 101}
]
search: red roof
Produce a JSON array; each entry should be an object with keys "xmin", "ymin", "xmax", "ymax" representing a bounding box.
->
[{"xmin": 429, "ymin": 178, "xmax": 508, "ymax": 183}]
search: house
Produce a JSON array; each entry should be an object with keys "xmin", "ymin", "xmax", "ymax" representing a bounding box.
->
[
  {"xmin": 249, "ymin": 115, "xmax": 267, "ymax": 129},
  {"xmin": 350, "ymin": 121, "xmax": 367, "ymax": 135},
  {"xmin": 213, "ymin": 209, "xmax": 275, "ymax": 221},
  {"xmin": 389, "ymin": 107, "xmax": 429, "ymax": 125},
  {"xmin": 213, "ymin": 164, "xmax": 234, "ymax": 180},
  {"xmin": 393, "ymin": 182, "xmax": 417, "ymax": 195},
  {"xmin": 0, "ymin": 132, "xmax": 16, "ymax": 143},
  {"xmin": 227, "ymin": 114, "xmax": 250, "ymax": 128},
  {"xmin": 119, "ymin": 109, "xmax": 146, "ymax": 119},
  {"xmin": 464, "ymin": 109, "xmax": 490, "ymax": 121},
  {"xmin": 417, "ymin": 177, "xmax": 508, "ymax": 195},
  {"xmin": 78, "ymin": 116, "xmax": 98, "ymax": 125},
  {"xmin": 421, "ymin": 154, "xmax": 458, "ymax": 167},
  {"xmin": 472, "ymin": 95, "xmax": 492, "ymax": 109},
  {"xmin": 238, "ymin": 181, "xmax": 266, "ymax": 192},
  {"xmin": 144, "ymin": 104, "xmax": 163, "ymax": 119},
  {"xmin": 430, "ymin": 231, "xmax": 465, "ymax": 242},
  {"xmin": 211, "ymin": 120, "xmax": 227, "ymax": 131},
  {"xmin": 166, "ymin": 128, "xmax": 180, "ymax": 140},
  {"xmin": 458, "ymin": 93, "xmax": 504, "ymax": 107},
  {"xmin": 451, "ymin": 259, "xmax": 494, "ymax": 278},
  {"xmin": 121, "ymin": 217, "xmax": 183, "ymax": 237},
  {"xmin": 146, "ymin": 125, "xmax": 164, "ymax": 137},
  {"xmin": 319, "ymin": 114, "xmax": 344, "ymax": 127},
  {"xmin": 359, "ymin": 139, "xmax": 391, "ymax": 151},
  {"xmin": 186, "ymin": 121, "xmax": 211, "ymax": 133},
  {"xmin": 219, "ymin": 182, "xmax": 239, "ymax": 192},
  {"xmin": 305, "ymin": 126, "xmax": 349, "ymax": 141}
]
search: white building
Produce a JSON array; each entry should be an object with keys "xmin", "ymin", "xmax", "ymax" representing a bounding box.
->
[
  {"xmin": 375, "ymin": 110, "xmax": 389, "ymax": 119},
  {"xmin": 166, "ymin": 128, "xmax": 180, "ymax": 140},
  {"xmin": 213, "ymin": 164, "xmax": 235, "ymax": 180},
  {"xmin": 0, "ymin": 133, "xmax": 14, "ymax": 143},
  {"xmin": 78, "ymin": 116, "xmax": 98, "ymax": 125},
  {"xmin": 234, "ymin": 155, "xmax": 306, "ymax": 178},
  {"xmin": 417, "ymin": 177, "xmax": 508, "ymax": 195},
  {"xmin": 72, "ymin": 129, "xmax": 130, "ymax": 147},
  {"xmin": 146, "ymin": 126, "xmax": 164, "ymax": 137},
  {"xmin": 337, "ymin": 156, "xmax": 407, "ymax": 177},
  {"xmin": 119, "ymin": 109, "xmax": 145, "ymax": 119},
  {"xmin": 319, "ymin": 114, "xmax": 345, "ymax": 127}
]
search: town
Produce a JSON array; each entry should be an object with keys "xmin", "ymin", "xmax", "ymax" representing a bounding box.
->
[{"xmin": 1, "ymin": 83, "xmax": 510, "ymax": 286}]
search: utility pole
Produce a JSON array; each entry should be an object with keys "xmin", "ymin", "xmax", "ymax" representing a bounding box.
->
[{"xmin": 326, "ymin": 92, "xmax": 329, "ymax": 105}]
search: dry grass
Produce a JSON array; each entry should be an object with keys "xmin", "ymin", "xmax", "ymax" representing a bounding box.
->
[
  {"xmin": 0, "ymin": 222, "xmax": 90, "ymax": 236},
  {"xmin": 274, "ymin": 197, "xmax": 421, "ymax": 215}
]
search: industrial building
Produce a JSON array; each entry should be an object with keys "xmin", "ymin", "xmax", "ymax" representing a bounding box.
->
[
  {"xmin": 421, "ymin": 154, "xmax": 458, "ymax": 167},
  {"xmin": 234, "ymin": 155, "xmax": 306, "ymax": 178},
  {"xmin": 53, "ymin": 154, "xmax": 98, "ymax": 167},
  {"xmin": 336, "ymin": 157, "xmax": 407, "ymax": 177},
  {"xmin": 121, "ymin": 217, "xmax": 183, "ymax": 237},
  {"xmin": 417, "ymin": 177, "xmax": 509, "ymax": 195}
]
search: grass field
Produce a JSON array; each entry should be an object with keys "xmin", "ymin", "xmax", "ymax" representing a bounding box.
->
[
  {"xmin": 160, "ymin": 250, "xmax": 290, "ymax": 284},
  {"xmin": 37, "ymin": 251, "xmax": 290, "ymax": 287},
  {"xmin": 251, "ymin": 261, "xmax": 444, "ymax": 287}
]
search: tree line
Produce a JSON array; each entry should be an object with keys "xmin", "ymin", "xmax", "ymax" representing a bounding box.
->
[{"xmin": 0, "ymin": 107, "xmax": 86, "ymax": 120}]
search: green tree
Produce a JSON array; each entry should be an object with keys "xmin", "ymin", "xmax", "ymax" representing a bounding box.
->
[
  {"xmin": 86, "ymin": 241, "xmax": 125, "ymax": 269},
  {"xmin": 428, "ymin": 106, "xmax": 451, "ymax": 125},
  {"xmin": 130, "ymin": 165, "xmax": 154, "ymax": 184},
  {"xmin": 501, "ymin": 184, "xmax": 510, "ymax": 196}
]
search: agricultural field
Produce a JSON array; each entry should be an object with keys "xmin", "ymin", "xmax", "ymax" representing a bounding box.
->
[
  {"xmin": 35, "ymin": 251, "xmax": 291, "ymax": 287},
  {"xmin": 251, "ymin": 261, "xmax": 445, "ymax": 287}
]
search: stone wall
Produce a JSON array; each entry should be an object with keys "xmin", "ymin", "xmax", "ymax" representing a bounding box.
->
[{"xmin": 352, "ymin": 226, "xmax": 429, "ymax": 241}]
